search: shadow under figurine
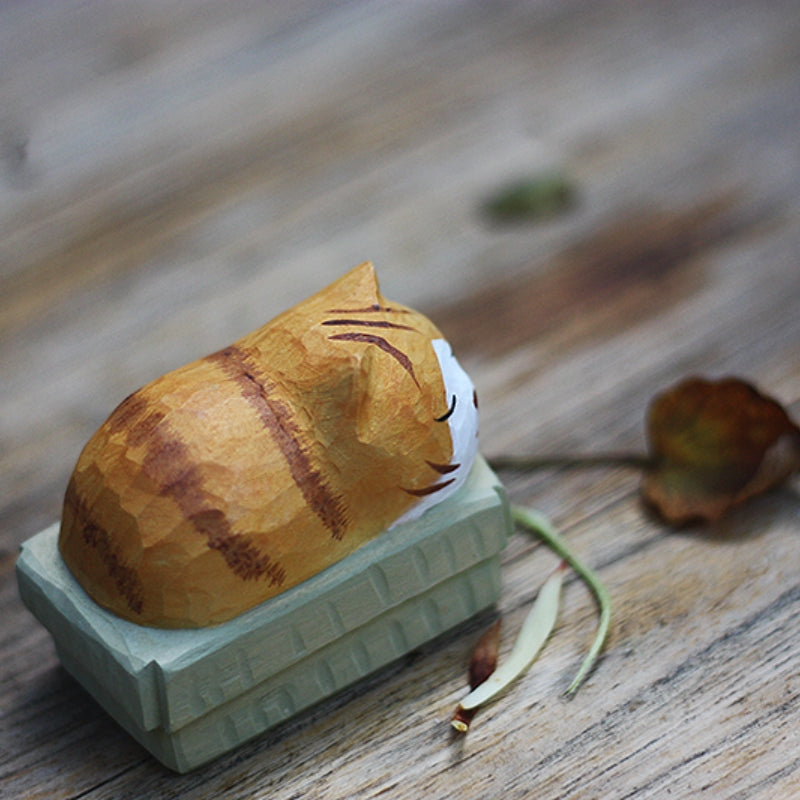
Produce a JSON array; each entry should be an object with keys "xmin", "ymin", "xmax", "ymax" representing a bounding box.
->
[{"xmin": 17, "ymin": 262, "xmax": 510, "ymax": 771}]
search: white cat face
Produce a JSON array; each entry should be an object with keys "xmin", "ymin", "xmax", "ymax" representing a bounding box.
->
[{"xmin": 392, "ymin": 338, "xmax": 479, "ymax": 525}]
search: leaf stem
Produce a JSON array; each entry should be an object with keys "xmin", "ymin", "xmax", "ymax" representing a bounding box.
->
[
  {"xmin": 511, "ymin": 506, "xmax": 611, "ymax": 695},
  {"xmin": 489, "ymin": 453, "xmax": 653, "ymax": 472}
]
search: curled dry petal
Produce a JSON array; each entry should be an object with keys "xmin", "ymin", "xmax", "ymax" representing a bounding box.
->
[
  {"xmin": 642, "ymin": 376, "xmax": 800, "ymax": 524},
  {"xmin": 468, "ymin": 618, "xmax": 503, "ymax": 690},
  {"xmin": 451, "ymin": 618, "xmax": 502, "ymax": 732}
]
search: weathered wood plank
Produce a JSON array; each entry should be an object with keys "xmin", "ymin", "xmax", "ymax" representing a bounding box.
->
[{"xmin": 2, "ymin": 0, "xmax": 800, "ymax": 797}]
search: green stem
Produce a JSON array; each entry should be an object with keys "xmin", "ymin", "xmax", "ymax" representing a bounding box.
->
[
  {"xmin": 511, "ymin": 505, "xmax": 611, "ymax": 695},
  {"xmin": 489, "ymin": 453, "xmax": 653, "ymax": 472}
]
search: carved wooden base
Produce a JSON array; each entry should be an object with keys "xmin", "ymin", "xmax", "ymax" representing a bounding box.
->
[{"xmin": 17, "ymin": 457, "xmax": 509, "ymax": 772}]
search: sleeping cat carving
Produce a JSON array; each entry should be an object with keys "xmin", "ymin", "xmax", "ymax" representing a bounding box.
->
[{"xmin": 59, "ymin": 263, "xmax": 479, "ymax": 627}]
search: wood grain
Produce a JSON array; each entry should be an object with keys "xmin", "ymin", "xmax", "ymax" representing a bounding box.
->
[{"xmin": 2, "ymin": 0, "xmax": 800, "ymax": 797}]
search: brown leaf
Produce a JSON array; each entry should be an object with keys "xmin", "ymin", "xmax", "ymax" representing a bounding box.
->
[{"xmin": 642, "ymin": 376, "xmax": 800, "ymax": 523}]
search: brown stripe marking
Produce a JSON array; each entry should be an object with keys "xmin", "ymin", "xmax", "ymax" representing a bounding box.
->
[
  {"xmin": 210, "ymin": 346, "xmax": 349, "ymax": 540},
  {"xmin": 141, "ymin": 429, "xmax": 287, "ymax": 585},
  {"xmin": 64, "ymin": 477, "xmax": 145, "ymax": 615},
  {"xmin": 188, "ymin": 508, "xmax": 287, "ymax": 584},
  {"xmin": 321, "ymin": 319, "xmax": 416, "ymax": 331},
  {"xmin": 426, "ymin": 460, "xmax": 460, "ymax": 475},
  {"xmin": 106, "ymin": 390, "xmax": 167, "ymax": 450},
  {"xmin": 402, "ymin": 478, "xmax": 456, "ymax": 497},
  {"xmin": 106, "ymin": 390, "xmax": 149, "ymax": 435},
  {"xmin": 328, "ymin": 332, "xmax": 418, "ymax": 387},
  {"xmin": 127, "ymin": 409, "xmax": 167, "ymax": 448},
  {"xmin": 326, "ymin": 305, "xmax": 410, "ymax": 314}
]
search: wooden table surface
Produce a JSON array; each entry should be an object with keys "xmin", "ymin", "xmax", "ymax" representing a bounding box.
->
[{"xmin": 3, "ymin": 1, "xmax": 800, "ymax": 797}]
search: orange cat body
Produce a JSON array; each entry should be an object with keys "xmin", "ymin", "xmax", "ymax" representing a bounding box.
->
[{"xmin": 59, "ymin": 264, "xmax": 478, "ymax": 627}]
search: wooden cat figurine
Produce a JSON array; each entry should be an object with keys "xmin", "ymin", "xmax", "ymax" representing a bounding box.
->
[{"xmin": 59, "ymin": 263, "xmax": 479, "ymax": 627}]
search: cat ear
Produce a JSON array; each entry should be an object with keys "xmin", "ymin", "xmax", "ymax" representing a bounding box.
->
[
  {"xmin": 318, "ymin": 261, "xmax": 383, "ymax": 310},
  {"xmin": 244, "ymin": 262, "xmax": 384, "ymax": 361}
]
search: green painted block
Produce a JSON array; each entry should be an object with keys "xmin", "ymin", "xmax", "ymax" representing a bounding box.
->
[{"xmin": 16, "ymin": 456, "xmax": 509, "ymax": 772}]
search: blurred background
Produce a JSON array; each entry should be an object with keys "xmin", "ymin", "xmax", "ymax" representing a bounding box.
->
[
  {"xmin": 3, "ymin": 2, "xmax": 800, "ymax": 796},
  {"xmin": 3, "ymin": 0, "xmax": 800, "ymax": 539}
]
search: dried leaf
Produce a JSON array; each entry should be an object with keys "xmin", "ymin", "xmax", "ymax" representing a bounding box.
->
[
  {"xmin": 451, "ymin": 618, "xmax": 502, "ymax": 732},
  {"xmin": 642, "ymin": 376, "xmax": 800, "ymax": 523}
]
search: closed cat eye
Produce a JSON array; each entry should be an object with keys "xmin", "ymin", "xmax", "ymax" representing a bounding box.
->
[{"xmin": 435, "ymin": 394, "xmax": 457, "ymax": 422}]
